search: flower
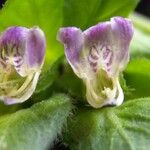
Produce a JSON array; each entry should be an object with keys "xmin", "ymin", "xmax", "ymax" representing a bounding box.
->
[
  {"xmin": 57, "ymin": 17, "xmax": 133, "ymax": 108},
  {"xmin": 0, "ymin": 26, "xmax": 46, "ymax": 104}
]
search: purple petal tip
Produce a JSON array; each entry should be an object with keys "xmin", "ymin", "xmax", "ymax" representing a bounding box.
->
[
  {"xmin": 57, "ymin": 27, "xmax": 83, "ymax": 64},
  {"xmin": 26, "ymin": 27, "xmax": 46, "ymax": 68}
]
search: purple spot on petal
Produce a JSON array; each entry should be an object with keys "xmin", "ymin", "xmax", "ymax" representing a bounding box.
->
[
  {"xmin": 88, "ymin": 46, "xmax": 100, "ymax": 72},
  {"xmin": 14, "ymin": 59, "xmax": 22, "ymax": 64},
  {"xmin": 103, "ymin": 48, "xmax": 110, "ymax": 59},
  {"xmin": 89, "ymin": 61, "xmax": 97, "ymax": 67},
  {"xmin": 90, "ymin": 48, "xmax": 99, "ymax": 60},
  {"xmin": 15, "ymin": 64, "xmax": 21, "ymax": 68}
]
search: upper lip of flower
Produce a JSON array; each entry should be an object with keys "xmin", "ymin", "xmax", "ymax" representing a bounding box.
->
[
  {"xmin": 57, "ymin": 16, "xmax": 134, "ymax": 108},
  {"xmin": 0, "ymin": 26, "xmax": 46, "ymax": 105}
]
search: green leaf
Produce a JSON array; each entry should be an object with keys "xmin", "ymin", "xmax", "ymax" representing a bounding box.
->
[
  {"xmin": 0, "ymin": 94, "xmax": 72, "ymax": 150},
  {"xmin": 63, "ymin": 0, "xmax": 139, "ymax": 29},
  {"xmin": 124, "ymin": 59, "xmax": 150, "ymax": 99},
  {"xmin": 0, "ymin": 0, "xmax": 65, "ymax": 63},
  {"xmin": 64, "ymin": 98, "xmax": 150, "ymax": 150}
]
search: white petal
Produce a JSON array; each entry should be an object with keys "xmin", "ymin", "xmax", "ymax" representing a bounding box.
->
[{"xmin": 0, "ymin": 71, "xmax": 40, "ymax": 105}]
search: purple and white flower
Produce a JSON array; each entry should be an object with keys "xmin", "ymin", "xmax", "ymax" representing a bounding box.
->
[
  {"xmin": 57, "ymin": 17, "xmax": 133, "ymax": 108},
  {"xmin": 0, "ymin": 26, "xmax": 46, "ymax": 104}
]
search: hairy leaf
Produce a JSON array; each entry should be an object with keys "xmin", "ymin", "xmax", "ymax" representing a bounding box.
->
[
  {"xmin": 64, "ymin": 98, "xmax": 150, "ymax": 150},
  {"xmin": 0, "ymin": 94, "xmax": 72, "ymax": 150}
]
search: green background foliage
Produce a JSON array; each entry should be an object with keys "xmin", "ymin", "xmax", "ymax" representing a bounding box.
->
[{"xmin": 0, "ymin": 0, "xmax": 150, "ymax": 149}]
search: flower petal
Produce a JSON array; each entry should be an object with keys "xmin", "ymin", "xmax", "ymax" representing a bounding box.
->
[
  {"xmin": 57, "ymin": 17, "xmax": 133, "ymax": 108},
  {"xmin": 0, "ymin": 26, "xmax": 46, "ymax": 104},
  {"xmin": 26, "ymin": 27, "xmax": 46, "ymax": 69},
  {"xmin": 85, "ymin": 69, "xmax": 124, "ymax": 108},
  {"xmin": 0, "ymin": 26, "xmax": 27, "ymax": 48},
  {"xmin": 111, "ymin": 17, "xmax": 133, "ymax": 49},
  {"xmin": 110, "ymin": 17, "xmax": 134, "ymax": 74},
  {"xmin": 0, "ymin": 27, "xmax": 27, "ymax": 76},
  {"xmin": 1, "ymin": 71, "xmax": 40, "ymax": 105},
  {"xmin": 83, "ymin": 22, "xmax": 111, "ymax": 48},
  {"xmin": 83, "ymin": 22, "xmax": 112, "ymax": 74},
  {"xmin": 83, "ymin": 17, "xmax": 133, "ymax": 77},
  {"xmin": 0, "ymin": 26, "xmax": 46, "ymax": 77},
  {"xmin": 57, "ymin": 27, "xmax": 83, "ymax": 73}
]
